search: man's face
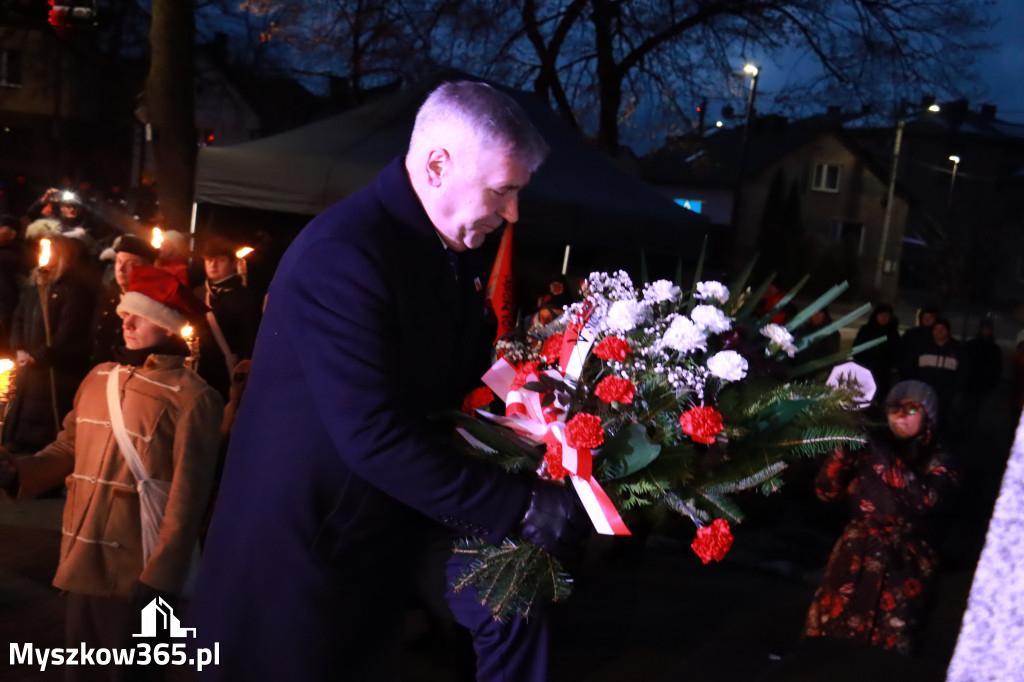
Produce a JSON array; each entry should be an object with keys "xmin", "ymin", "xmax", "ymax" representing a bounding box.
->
[
  {"xmin": 920, "ymin": 312, "xmax": 936, "ymax": 328},
  {"xmin": 60, "ymin": 205, "xmax": 79, "ymax": 221},
  {"xmin": 113, "ymin": 251, "xmax": 149, "ymax": 292},
  {"xmin": 876, "ymin": 311, "xmax": 891, "ymax": 326},
  {"xmin": 121, "ymin": 313, "xmax": 172, "ymax": 350},
  {"xmin": 431, "ymin": 147, "xmax": 531, "ymax": 252},
  {"xmin": 933, "ymin": 323, "xmax": 949, "ymax": 346},
  {"xmin": 204, "ymin": 255, "xmax": 235, "ymax": 282}
]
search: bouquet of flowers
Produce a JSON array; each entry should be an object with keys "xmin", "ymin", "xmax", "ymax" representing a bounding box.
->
[{"xmin": 445, "ymin": 261, "xmax": 884, "ymax": 620}]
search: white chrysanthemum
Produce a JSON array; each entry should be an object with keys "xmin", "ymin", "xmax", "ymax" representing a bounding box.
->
[
  {"xmin": 642, "ymin": 280, "xmax": 681, "ymax": 305},
  {"xmin": 690, "ymin": 304, "xmax": 732, "ymax": 333},
  {"xmin": 761, "ymin": 323, "xmax": 797, "ymax": 357},
  {"xmin": 707, "ymin": 350, "xmax": 748, "ymax": 382},
  {"xmin": 605, "ymin": 299, "xmax": 641, "ymax": 333},
  {"xmin": 662, "ymin": 314, "xmax": 707, "ymax": 354},
  {"xmin": 695, "ymin": 281, "xmax": 730, "ymax": 304}
]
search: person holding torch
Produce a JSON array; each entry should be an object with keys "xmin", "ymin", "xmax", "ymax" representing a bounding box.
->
[{"xmin": 2, "ymin": 235, "xmax": 94, "ymax": 454}]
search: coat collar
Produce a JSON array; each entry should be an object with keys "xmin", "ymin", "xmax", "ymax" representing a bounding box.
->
[{"xmin": 376, "ymin": 157, "xmax": 442, "ymax": 244}]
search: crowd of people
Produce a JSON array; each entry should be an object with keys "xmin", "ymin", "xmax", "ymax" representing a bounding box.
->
[{"xmin": 0, "ymin": 79, "xmax": 1017, "ymax": 681}]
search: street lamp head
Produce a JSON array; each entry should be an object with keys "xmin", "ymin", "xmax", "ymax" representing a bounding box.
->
[
  {"xmin": 948, "ymin": 155, "xmax": 960, "ymax": 164},
  {"xmin": 716, "ymin": 120, "xmax": 724, "ymax": 128},
  {"xmin": 928, "ymin": 103, "xmax": 941, "ymax": 112},
  {"xmin": 743, "ymin": 64, "xmax": 759, "ymax": 76}
]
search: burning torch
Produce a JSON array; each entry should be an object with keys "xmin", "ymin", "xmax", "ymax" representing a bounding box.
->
[
  {"xmin": 181, "ymin": 324, "xmax": 199, "ymax": 372},
  {"xmin": 235, "ymin": 246, "xmax": 253, "ymax": 287},
  {"xmin": 36, "ymin": 239, "xmax": 61, "ymax": 433}
]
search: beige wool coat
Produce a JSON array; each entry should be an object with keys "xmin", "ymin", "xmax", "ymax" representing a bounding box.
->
[{"xmin": 15, "ymin": 354, "xmax": 223, "ymax": 597}]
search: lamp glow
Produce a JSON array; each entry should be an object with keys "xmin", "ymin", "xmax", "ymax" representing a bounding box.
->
[
  {"xmin": 949, "ymin": 155, "xmax": 960, "ymax": 164},
  {"xmin": 716, "ymin": 120, "xmax": 724, "ymax": 128},
  {"xmin": 743, "ymin": 63, "xmax": 758, "ymax": 76},
  {"xmin": 61, "ymin": 191, "xmax": 77, "ymax": 202},
  {"xmin": 928, "ymin": 104, "xmax": 941, "ymax": 112}
]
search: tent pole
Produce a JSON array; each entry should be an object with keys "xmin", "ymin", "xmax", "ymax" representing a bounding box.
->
[{"xmin": 561, "ymin": 245, "xmax": 571, "ymax": 275}]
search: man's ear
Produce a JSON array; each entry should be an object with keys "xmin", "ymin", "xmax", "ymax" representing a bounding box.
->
[{"xmin": 426, "ymin": 148, "xmax": 450, "ymax": 188}]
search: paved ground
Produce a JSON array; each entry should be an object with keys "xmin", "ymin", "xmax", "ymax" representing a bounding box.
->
[{"xmin": 2, "ymin": 385, "xmax": 1015, "ymax": 682}]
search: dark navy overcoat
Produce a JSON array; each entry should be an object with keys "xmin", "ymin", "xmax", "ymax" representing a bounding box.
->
[{"xmin": 188, "ymin": 158, "xmax": 531, "ymax": 680}]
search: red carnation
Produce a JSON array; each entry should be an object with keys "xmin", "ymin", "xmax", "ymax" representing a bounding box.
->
[
  {"xmin": 691, "ymin": 518, "xmax": 733, "ymax": 564},
  {"xmin": 461, "ymin": 386, "xmax": 495, "ymax": 415},
  {"xmin": 565, "ymin": 413, "xmax": 604, "ymax": 450},
  {"xmin": 593, "ymin": 336, "xmax": 632, "ymax": 362},
  {"xmin": 510, "ymin": 360, "xmax": 541, "ymax": 392},
  {"xmin": 541, "ymin": 333, "xmax": 565, "ymax": 365},
  {"xmin": 594, "ymin": 376, "xmax": 636, "ymax": 405},
  {"xmin": 544, "ymin": 442, "xmax": 569, "ymax": 480},
  {"xmin": 679, "ymin": 406, "xmax": 724, "ymax": 445}
]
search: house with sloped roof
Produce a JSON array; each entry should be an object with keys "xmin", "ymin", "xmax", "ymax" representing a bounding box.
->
[{"xmin": 641, "ymin": 112, "xmax": 911, "ymax": 300}]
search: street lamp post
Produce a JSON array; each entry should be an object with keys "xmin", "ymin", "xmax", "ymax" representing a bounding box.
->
[
  {"xmin": 873, "ymin": 102, "xmax": 941, "ymax": 294},
  {"xmin": 948, "ymin": 155, "xmax": 961, "ymax": 205},
  {"xmin": 732, "ymin": 63, "xmax": 760, "ymax": 232}
]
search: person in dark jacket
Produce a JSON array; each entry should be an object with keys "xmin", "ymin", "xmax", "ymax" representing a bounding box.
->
[
  {"xmin": 192, "ymin": 235, "xmax": 261, "ymax": 400},
  {"xmin": 88, "ymin": 234, "xmax": 159, "ymax": 366},
  {"xmin": 3, "ymin": 236, "xmax": 95, "ymax": 453},
  {"xmin": 853, "ymin": 302, "xmax": 901, "ymax": 404},
  {"xmin": 961, "ymin": 318, "xmax": 1002, "ymax": 404},
  {"xmin": 900, "ymin": 306, "xmax": 939, "ymax": 379},
  {"xmin": 188, "ymin": 81, "xmax": 589, "ymax": 682},
  {"xmin": 913, "ymin": 318, "xmax": 962, "ymax": 426}
]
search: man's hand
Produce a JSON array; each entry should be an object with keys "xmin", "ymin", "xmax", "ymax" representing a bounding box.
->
[
  {"xmin": 518, "ymin": 482, "xmax": 592, "ymax": 564},
  {"xmin": 15, "ymin": 350, "xmax": 34, "ymax": 368},
  {"xmin": 0, "ymin": 448, "xmax": 19, "ymax": 496}
]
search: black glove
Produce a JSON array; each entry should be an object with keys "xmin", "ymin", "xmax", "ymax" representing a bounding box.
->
[{"xmin": 518, "ymin": 482, "xmax": 592, "ymax": 564}]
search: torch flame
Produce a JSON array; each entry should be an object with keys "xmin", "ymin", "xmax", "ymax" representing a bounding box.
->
[
  {"xmin": 180, "ymin": 324, "xmax": 194, "ymax": 340},
  {"xmin": 0, "ymin": 358, "xmax": 13, "ymax": 373},
  {"xmin": 39, "ymin": 238, "xmax": 51, "ymax": 268},
  {"xmin": 152, "ymin": 227, "xmax": 163, "ymax": 249},
  {"xmin": 235, "ymin": 246, "xmax": 253, "ymax": 259}
]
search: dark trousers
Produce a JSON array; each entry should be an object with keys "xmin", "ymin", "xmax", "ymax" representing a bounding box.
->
[
  {"xmin": 444, "ymin": 552, "xmax": 550, "ymax": 682},
  {"xmin": 64, "ymin": 593, "xmax": 167, "ymax": 682}
]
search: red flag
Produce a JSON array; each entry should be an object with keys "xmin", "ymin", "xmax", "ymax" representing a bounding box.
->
[{"xmin": 486, "ymin": 223, "xmax": 515, "ymax": 342}]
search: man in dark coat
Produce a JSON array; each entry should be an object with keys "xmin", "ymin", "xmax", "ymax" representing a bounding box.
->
[
  {"xmin": 88, "ymin": 234, "xmax": 159, "ymax": 366},
  {"xmin": 189, "ymin": 81, "xmax": 589, "ymax": 681},
  {"xmin": 193, "ymin": 235, "xmax": 261, "ymax": 400}
]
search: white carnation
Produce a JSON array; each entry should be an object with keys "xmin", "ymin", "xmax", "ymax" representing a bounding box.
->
[
  {"xmin": 760, "ymin": 323, "xmax": 797, "ymax": 357},
  {"xmin": 662, "ymin": 314, "xmax": 707, "ymax": 354},
  {"xmin": 695, "ymin": 281, "xmax": 730, "ymax": 304},
  {"xmin": 707, "ymin": 350, "xmax": 748, "ymax": 382},
  {"xmin": 642, "ymin": 280, "xmax": 681, "ymax": 305},
  {"xmin": 605, "ymin": 299, "xmax": 641, "ymax": 333},
  {"xmin": 690, "ymin": 304, "xmax": 732, "ymax": 333}
]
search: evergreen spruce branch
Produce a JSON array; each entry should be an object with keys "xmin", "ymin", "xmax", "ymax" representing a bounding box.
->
[
  {"xmin": 771, "ymin": 430, "xmax": 867, "ymax": 457},
  {"xmin": 704, "ymin": 460, "xmax": 789, "ymax": 494},
  {"xmin": 438, "ymin": 411, "xmax": 542, "ymax": 472},
  {"xmin": 754, "ymin": 274, "xmax": 809, "ymax": 328},
  {"xmin": 694, "ymin": 490, "xmax": 746, "ymax": 523},
  {"xmin": 784, "ymin": 281, "xmax": 850, "ymax": 332},
  {"xmin": 727, "ymin": 255, "xmax": 759, "ymax": 315},
  {"xmin": 661, "ymin": 490, "xmax": 711, "ymax": 525}
]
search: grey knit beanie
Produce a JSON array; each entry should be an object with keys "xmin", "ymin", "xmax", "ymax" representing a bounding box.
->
[{"xmin": 886, "ymin": 380, "xmax": 939, "ymax": 423}]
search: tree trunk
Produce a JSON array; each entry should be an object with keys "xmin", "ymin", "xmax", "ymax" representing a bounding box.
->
[
  {"xmin": 145, "ymin": 0, "xmax": 195, "ymax": 233},
  {"xmin": 591, "ymin": 0, "xmax": 621, "ymax": 153}
]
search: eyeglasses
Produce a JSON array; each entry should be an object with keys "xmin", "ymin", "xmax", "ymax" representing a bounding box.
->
[{"xmin": 886, "ymin": 402, "xmax": 922, "ymax": 417}]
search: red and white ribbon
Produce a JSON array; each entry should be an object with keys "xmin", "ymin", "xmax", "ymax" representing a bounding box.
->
[{"xmin": 480, "ymin": 345, "xmax": 631, "ymax": 536}]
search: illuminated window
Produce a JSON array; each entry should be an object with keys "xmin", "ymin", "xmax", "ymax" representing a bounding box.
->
[
  {"xmin": 0, "ymin": 49, "xmax": 22, "ymax": 88},
  {"xmin": 811, "ymin": 163, "xmax": 841, "ymax": 193}
]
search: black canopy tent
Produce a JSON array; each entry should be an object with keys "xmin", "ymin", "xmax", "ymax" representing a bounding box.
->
[{"xmin": 192, "ymin": 71, "xmax": 708, "ymax": 255}]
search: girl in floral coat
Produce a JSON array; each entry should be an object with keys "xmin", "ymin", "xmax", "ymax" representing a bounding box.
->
[{"xmin": 804, "ymin": 380, "xmax": 957, "ymax": 653}]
